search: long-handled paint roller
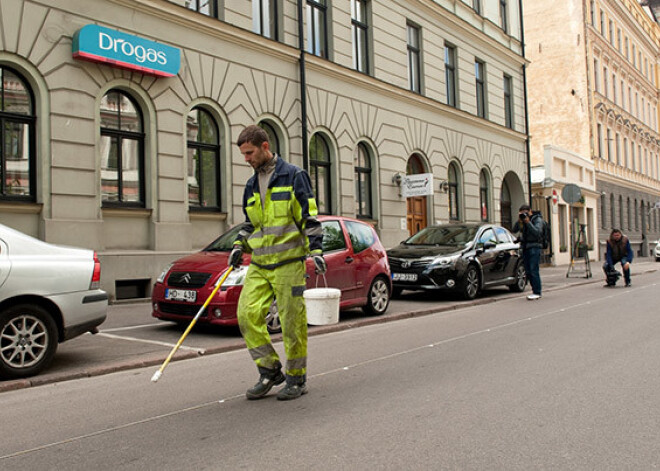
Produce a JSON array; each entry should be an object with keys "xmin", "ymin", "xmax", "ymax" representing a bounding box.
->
[{"xmin": 151, "ymin": 265, "xmax": 234, "ymax": 383}]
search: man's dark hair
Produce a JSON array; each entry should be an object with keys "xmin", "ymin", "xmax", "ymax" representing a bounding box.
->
[
  {"xmin": 237, "ymin": 125, "xmax": 269, "ymax": 147},
  {"xmin": 610, "ymin": 228, "xmax": 622, "ymax": 236},
  {"xmin": 519, "ymin": 204, "xmax": 531, "ymax": 211}
]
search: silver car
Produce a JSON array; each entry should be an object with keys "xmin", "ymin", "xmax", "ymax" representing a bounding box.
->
[
  {"xmin": 0, "ymin": 224, "xmax": 107, "ymax": 379},
  {"xmin": 655, "ymin": 241, "xmax": 660, "ymax": 262}
]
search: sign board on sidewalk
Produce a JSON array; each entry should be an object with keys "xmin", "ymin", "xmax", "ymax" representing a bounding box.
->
[
  {"xmin": 402, "ymin": 173, "xmax": 434, "ymax": 198},
  {"xmin": 561, "ymin": 184, "xmax": 582, "ymax": 204}
]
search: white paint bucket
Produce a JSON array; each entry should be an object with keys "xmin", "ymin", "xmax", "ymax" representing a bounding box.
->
[{"xmin": 304, "ymin": 287, "xmax": 341, "ymax": 325}]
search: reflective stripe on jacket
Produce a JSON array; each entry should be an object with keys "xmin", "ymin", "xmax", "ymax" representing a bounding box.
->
[{"xmin": 235, "ymin": 156, "xmax": 322, "ymax": 268}]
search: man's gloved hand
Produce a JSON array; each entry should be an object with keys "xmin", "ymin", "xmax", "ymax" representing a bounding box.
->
[
  {"xmin": 229, "ymin": 245, "xmax": 243, "ymax": 268},
  {"xmin": 313, "ymin": 254, "xmax": 327, "ymax": 275}
]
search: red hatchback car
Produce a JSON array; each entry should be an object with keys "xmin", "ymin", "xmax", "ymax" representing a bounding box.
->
[{"xmin": 152, "ymin": 216, "xmax": 392, "ymax": 332}]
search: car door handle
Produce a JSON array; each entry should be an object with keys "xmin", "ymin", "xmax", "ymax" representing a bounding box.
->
[{"xmin": 345, "ymin": 257, "xmax": 354, "ymax": 263}]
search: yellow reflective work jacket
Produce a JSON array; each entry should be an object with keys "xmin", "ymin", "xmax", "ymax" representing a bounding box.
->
[{"xmin": 234, "ymin": 156, "xmax": 323, "ymax": 269}]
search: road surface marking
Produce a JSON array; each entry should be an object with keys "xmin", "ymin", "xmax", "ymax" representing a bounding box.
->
[
  {"xmin": 101, "ymin": 324, "xmax": 163, "ymax": 333},
  {"xmin": 96, "ymin": 332, "xmax": 204, "ymax": 354}
]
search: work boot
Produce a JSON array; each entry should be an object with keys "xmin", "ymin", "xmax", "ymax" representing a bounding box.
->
[
  {"xmin": 276, "ymin": 382, "xmax": 308, "ymax": 401},
  {"xmin": 246, "ymin": 369, "xmax": 285, "ymax": 400}
]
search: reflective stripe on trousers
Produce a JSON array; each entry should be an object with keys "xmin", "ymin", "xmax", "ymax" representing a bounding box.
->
[{"xmin": 237, "ymin": 261, "xmax": 307, "ymax": 377}]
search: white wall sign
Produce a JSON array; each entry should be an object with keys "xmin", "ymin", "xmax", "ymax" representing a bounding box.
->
[{"xmin": 402, "ymin": 173, "xmax": 434, "ymax": 198}]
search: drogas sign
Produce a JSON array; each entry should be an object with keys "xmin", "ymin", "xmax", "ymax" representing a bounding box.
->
[{"xmin": 73, "ymin": 25, "xmax": 180, "ymax": 77}]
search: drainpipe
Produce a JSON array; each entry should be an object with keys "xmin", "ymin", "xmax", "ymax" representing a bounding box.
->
[
  {"xmin": 519, "ymin": 0, "xmax": 532, "ymax": 207},
  {"xmin": 297, "ymin": 0, "xmax": 309, "ymax": 172}
]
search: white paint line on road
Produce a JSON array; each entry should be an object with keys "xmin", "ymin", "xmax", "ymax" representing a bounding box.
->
[
  {"xmin": 96, "ymin": 332, "xmax": 205, "ymax": 354},
  {"xmin": 101, "ymin": 324, "xmax": 163, "ymax": 333}
]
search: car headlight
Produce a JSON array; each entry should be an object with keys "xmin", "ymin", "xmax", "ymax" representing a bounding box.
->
[
  {"xmin": 430, "ymin": 254, "xmax": 460, "ymax": 267},
  {"xmin": 156, "ymin": 263, "xmax": 173, "ymax": 283},
  {"xmin": 223, "ymin": 265, "xmax": 249, "ymax": 286}
]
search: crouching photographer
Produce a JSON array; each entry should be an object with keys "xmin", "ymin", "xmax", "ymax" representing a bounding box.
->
[
  {"xmin": 512, "ymin": 204, "xmax": 545, "ymax": 300},
  {"xmin": 603, "ymin": 228, "xmax": 633, "ymax": 287}
]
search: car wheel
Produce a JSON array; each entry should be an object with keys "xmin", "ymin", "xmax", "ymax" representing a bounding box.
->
[
  {"xmin": 391, "ymin": 287, "xmax": 403, "ymax": 299},
  {"xmin": 362, "ymin": 276, "xmax": 391, "ymax": 316},
  {"xmin": 265, "ymin": 299, "xmax": 282, "ymax": 334},
  {"xmin": 0, "ymin": 304, "xmax": 58, "ymax": 379},
  {"xmin": 459, "ymin": 265, "xmax": 480, "ymax": 300},
  {"xmin": 509, "ymin": 263, "xmax": 527, "ymax": 292}
]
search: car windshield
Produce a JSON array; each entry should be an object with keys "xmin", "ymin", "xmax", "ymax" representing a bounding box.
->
[
  {"xmin": 405, "ymin": 225, "xmax": 479, "ymax": 247},
  {"xmin": 203, "ymin": 225, "xmax": 243, "ymax": 251}
]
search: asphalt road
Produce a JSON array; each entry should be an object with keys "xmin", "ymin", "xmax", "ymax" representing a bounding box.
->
[
  {"xmin": 2, "ymin": 265, "xmax": 660, "ymax": 469},
  {"xmin": 1, "ymin": 260, "xmax": 658, "ymax": 392}
]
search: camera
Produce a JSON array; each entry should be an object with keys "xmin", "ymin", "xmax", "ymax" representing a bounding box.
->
[{"xmin": 519, "ymin": 212, "xmax": 528, "ymax": 221}]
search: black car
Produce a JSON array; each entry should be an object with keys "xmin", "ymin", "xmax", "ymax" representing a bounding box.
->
[{"xmin": 387, "ymin": 223, "xmax": 526, "ymax": 300}]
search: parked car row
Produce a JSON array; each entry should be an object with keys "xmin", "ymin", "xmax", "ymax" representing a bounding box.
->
[{"xmin": 0, "ymin": 219, "xmax": 524, "ymax": 380}]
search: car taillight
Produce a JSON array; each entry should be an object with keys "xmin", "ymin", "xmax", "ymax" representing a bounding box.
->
[{"xmin": 90, "ymin": 251, "xmax": 101, "ymax": 289}]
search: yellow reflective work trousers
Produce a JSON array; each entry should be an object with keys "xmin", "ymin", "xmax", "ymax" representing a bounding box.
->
[{"xmin": 237, "ymin": 261, "xmax": 307, "ymax": 378}]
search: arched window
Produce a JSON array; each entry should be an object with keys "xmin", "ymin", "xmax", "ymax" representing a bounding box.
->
[
  {"xmin": 258, "ymin": 120, "xmax": 280, "ymax": 156},
  {"xmin": 187, "ymin": 107, "xmax": 220, "ymax": 209},
  {"xmin": 309, "ymin": 133, "xmax": 331, "ymax": 214},
  {"xmin": 0, "ymin": 67, "xmax": 35, "ymax": 201},
  {"xmin": 448, "ymin": 162, "xmax": 461, "ymax": 221},
  {"xmin": 100, "ymin": 90, "xmax": 144, "ymax": 206},
  {"xmin": 479, "ymin": 169, "xmax": 490, "ymax": 222},
  {"xmin": 354, "ymin": 142, "xmax": 372, "ymax": 219}
]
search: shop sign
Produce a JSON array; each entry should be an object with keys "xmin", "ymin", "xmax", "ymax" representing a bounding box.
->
[
  {"xmin": 72, "ymin": 25, "xmax": 180, "ymax": 77},
  {"xmin": 402, "ymin": 173, "xmax": 434, "ymax": 198}
]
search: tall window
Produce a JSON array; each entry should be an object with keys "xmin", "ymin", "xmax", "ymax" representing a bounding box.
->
[
  {"xmin": 473, "ymin": 0, "xmax": 481, "ymax": 15},
  {"xmin": 603, "ymin": 66, "xmax": 608, "ymax": 98},
  {"xmin": 258, "ymin": 120, "xmax": 280, "ymax": 155},
  {"xmin": 100, "ymin": 90, "xmax": 144, "ymax": 206},
  {"xmin": 606, "ymin": 128, "xmax": 612, "ymax": 162},
  {"xmin": 590, "ymin": 0, "xmax": 595, "ymax": 25},
  {"xmin": 610, "ymin": 194, "xmax": 615, "ymax": 228},
  {"xmin": 254, "ymin": 0, "xmax": 278, "ymax": 40},
  {"xmin": 503, "ymin": 74, "xmax": 513, "ymax": 129},
  {"xmin": 0, "ymin": 67, "xmax": 35, "ymax": 201},
  {"xmin": 597, "ymin": 123, "xmax": 603, "ymax": 157},
  {"xmin": 448, "ymin": 162, "xmax": 460, "ymax": 221},
  {"xmin": 354, "ymin": 143, "xmax": 372, "ymax": 219},
  {"xmin": 600, "ymin": 193, "xmax": 606, "ymax": 229},
  {"xmin": 600, "ymin": 11, "xmax": 605, "ymax": 35},
  {"xmin": 309, "ymin": 133, "xmax": 331, "ymax": 214},
  {"xmin": 475, "ymin": 60, "xmax": 486, "ymax": 118},
  {"xmin": 187, "ymin": 107, "xmax": 220, "ymax": 210},
  {"xmin": 351, "ymin": 0, "xmax": 369, "ymax": 74},
  {"xmin": 407, "ymin": 23, "xmax": 421, "ymax": 93},
  {"xmin": 619, "ymin": 195, "xmax": 624, "ymax": 230},
  {"xmin": 627, "ymin": 197, "xmax": 632, "ymax": 230},
  {"xmin": 608, "ymin": 20, "xmax": 613, "ymax": 44},
  {"xmin": 624, "ymin": 137, "xmax": 628, "ymax": 167},
  {"xmin": 615, "ymin": 133, "xmax": 620, "ymax": 165},
  {"xmin": 635, "ymin": 198, "xmax": 639, "ymax": 230},
  {"xmin": 594, "ymin": 59, "xmax": 600, "ymax": 93},
  {"xmin": 445, "ymin": 44, "xmax": 457, "ymax": 108},
  {"xmin": 500, "ymin": 0, "xmax": 508, "ymax": 33},
  {"xmin": 479, "ymin": 169, "xmax": 490, "ymax": 222},
  {"xmin": 185, "ymin": 0, "xmax": 218, "ymax": 17},
  {"xmin": 306, "ymin": 0, "xmax": 328, "ymax": 58}
]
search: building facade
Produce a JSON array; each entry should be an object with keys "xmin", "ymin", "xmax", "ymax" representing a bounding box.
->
[
  {"xmin": 525, "ymin": 0, "xmax": 660, "ymax": 264},
  {"xmin": 0, "ymin": 0, "xmax": 528, "ymax": 299}
]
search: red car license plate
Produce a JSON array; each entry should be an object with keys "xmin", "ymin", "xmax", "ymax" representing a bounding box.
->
[{"xmin": 165, "ymin": 289, "xmax": 197, "ymax": 302}]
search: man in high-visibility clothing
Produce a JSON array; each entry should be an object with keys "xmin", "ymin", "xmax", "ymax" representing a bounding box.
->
[{"xmin": 230, "ymin": 125, "xmax": 325, "ymax": 401}]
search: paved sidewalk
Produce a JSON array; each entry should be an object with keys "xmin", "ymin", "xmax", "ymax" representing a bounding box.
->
[{"xmin": 1, "ymin": 258, "xmax": 657, "ymax": 393}]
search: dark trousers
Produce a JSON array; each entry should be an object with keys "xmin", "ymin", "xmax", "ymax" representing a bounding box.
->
[
  {"xmin": 603, "ymin": 261, "xmax": 631, "ymax": 285},
  {"xmin": 523, "ymin": 247, "xmax": 542, "ymax": 295}
]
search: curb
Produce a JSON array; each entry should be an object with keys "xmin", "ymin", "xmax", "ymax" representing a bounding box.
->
[{"xmin": 1, "ymin": 267, "xmax": 656, "ymax": 394}]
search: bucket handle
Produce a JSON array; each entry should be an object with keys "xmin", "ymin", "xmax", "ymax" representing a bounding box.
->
[{"xmin": 315, "ymin": 272, "xmax": 328, "ymax": 289}]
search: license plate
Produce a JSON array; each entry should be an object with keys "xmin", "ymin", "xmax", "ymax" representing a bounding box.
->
[
  {"xmin": 392, "ymin": 273, "xmax": 418, "ymax": 282},
  {"xmin": 165, "ymin": 289, "xmax": 197, "ymax": 302}
]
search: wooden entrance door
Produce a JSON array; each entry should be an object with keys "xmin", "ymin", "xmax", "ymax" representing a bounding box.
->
[{"xmin": 407, "ymin": 196, "xmax": 427, "ymax": 236}]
